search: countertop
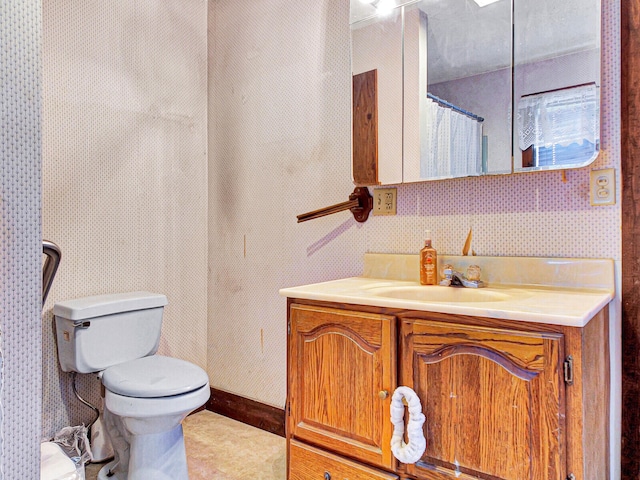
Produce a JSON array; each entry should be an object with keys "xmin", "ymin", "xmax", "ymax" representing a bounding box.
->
[{"xmin": 279, "ymin": 254, "xmax": 615, "ymax": 327}]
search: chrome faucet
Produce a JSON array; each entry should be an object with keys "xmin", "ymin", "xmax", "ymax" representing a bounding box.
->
[{"xmin": 439, "ymin": 265, "xmax": 485, "ymax": 288}]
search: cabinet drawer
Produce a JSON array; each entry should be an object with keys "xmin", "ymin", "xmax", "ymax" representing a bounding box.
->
[{"xmin": 289, "ymin": 440, "xmax": 399, "ymax": 480}]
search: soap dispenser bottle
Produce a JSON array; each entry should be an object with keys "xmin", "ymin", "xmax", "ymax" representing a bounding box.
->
[{"xmin": 420, "ymin": 230, "xmax": 438, "ymax": 285}]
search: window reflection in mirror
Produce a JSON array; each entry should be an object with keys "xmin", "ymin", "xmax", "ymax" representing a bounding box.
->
[{"xmin": 517, "ymin": 84, "xmax": 599, "ymax": 169}]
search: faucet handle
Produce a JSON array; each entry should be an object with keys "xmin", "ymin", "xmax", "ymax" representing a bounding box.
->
[
  {"xmin": 439, "ymin": 264, "xmax": 454, "ymax": 286},
  {"xmin": 441, "ymin": 264, "xmax": 454, "ymax": 279},
  {"xmin": 466, "ymin": 265, "xmax": 482, "ymax": 282}
]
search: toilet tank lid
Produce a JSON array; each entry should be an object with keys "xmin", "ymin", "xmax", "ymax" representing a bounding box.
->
[{"xmin": 53, "ymin": 292, "xmax": 168, "ymax": 321}]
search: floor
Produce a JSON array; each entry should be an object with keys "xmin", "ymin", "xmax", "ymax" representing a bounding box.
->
[{"xmin": 85, "ymin": 411, "xmax": 286, "ymax": 480}]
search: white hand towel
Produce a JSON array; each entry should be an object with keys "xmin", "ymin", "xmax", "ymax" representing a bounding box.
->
[{"xmin": 390, "ymin": 386, "xmax": 426, "ymax": 464}]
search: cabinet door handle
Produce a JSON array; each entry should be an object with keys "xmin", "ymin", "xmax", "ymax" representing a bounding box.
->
[
  {"xmin": 379, "ymin": 390, "xmax": 389, "ymax": 400},
  {"xmin": 324, "ymin": 471, "xmax": 331, "ymax": 480}
]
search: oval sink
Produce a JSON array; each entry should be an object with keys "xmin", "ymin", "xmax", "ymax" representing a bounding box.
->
[{"xmin": 370, "ymin": 286, "xmax": 516, "ymax": 303}]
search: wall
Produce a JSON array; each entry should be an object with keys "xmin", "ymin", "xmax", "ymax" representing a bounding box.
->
[
  {"xmin": 208, "ymin": 0, "xmax": 620, "ymax": 476},
  {"xmin": 351, "ymin": 12, "xmax": 404, "ymax": 184},
  {"xmin": 209, "ymin": 0, "xmax": 361, "ymax": 408},
  {"xmin": 0, "ymin": 1, "xmax": 42, "ymax": 477},
  {"xmin": 41, "ymin": 0, "xmax": 208, "ymax": 438}
]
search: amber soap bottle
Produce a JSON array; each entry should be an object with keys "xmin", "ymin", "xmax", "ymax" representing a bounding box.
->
[{"xmin": 420, "ymin": 231, "xmax": 438, "ymax": 285}]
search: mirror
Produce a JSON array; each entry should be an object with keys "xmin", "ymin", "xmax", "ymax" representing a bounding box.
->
[
  {"xmin": 513, "ymin": 0, "xmax": 600, "ymax": 171},
  {"xmin": 350, "ymin": 0, "xmax": 601, "ymax": 184},
  {"xmin": 403, "ymin": 0, "xmax": 512, "ymax": 181},
  {"xmin": 351, "ymin": 5, "xmax": 404, "ymax": 185}
]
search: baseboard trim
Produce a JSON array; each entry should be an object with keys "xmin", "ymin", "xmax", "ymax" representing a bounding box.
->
[{"xmin": 205, "ymin": 387, "xmax": 285, "ymax": 437}]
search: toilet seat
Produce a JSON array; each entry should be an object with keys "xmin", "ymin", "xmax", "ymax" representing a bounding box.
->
[
  {"xmin": 104, "ymin": 383, "xmax": 210, "ymax": 419},
  {"xmin": 102, "ymin": 355, "xmax": 208, "ymax": 398}
]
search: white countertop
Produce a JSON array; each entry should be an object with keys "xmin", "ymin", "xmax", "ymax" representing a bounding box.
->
[{"xmin": 279, "ymin": 254, "xmax": 615, "ymax": 327}]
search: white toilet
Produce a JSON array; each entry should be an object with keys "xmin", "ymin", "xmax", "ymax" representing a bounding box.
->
[{"xmin": 53, "ymin": 292, "xmax": 210, "ymax": 480}]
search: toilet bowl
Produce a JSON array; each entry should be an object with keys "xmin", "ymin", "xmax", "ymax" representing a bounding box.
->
[
  {"xmin": 97, "ymin": 355, "xmax": 209, "ymax": 480},
  {"xmin": 53, "ymin": 292, "xmax": 210, "ymax": 480}
]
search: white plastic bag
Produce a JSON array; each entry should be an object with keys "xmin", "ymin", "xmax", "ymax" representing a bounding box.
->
[{"xmin": 52, "ymin": 424, "xmax": 93, "ymax": 465}]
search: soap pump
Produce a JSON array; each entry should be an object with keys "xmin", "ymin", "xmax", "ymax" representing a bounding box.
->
[{"xmin": 420, "ymin": 230, "xmax": 438, "ymax": 285}]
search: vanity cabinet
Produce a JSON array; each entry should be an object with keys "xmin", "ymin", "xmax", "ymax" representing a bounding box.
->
[{"xmin": 286, "ymin": 300, "xmax": 609, "ymax": 480}]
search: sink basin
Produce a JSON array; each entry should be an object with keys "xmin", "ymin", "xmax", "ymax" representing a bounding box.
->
[{"xmin": 370, "ymin": 286, "xmax": 519, "ymax": 303}]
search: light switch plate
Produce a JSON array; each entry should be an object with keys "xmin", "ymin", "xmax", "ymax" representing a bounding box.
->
[
  {"xmin": 373, "ymin": 188, "xmax": 397, "ymax": 216},
  {"xmin": 590, "ymin": 168, "xmax": 616, "ymax": 206}
]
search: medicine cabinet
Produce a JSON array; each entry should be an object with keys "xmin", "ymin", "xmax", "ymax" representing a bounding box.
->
[{"xmin": 351, "ymin": 0, "xmax": 601, "ymax": 185}]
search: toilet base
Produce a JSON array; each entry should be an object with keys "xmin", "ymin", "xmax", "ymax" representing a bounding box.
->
[
  {"xmin": 97, "ymin": 460, "xmax": 121, "ymax": 480},
  {"xmin": 98, "ymin": 423, "xmax": 189, "ymax": 480}
]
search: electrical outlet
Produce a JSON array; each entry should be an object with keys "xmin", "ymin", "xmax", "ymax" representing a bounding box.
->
[
  {"xmin": 373, "ymin": 188, "xmax": 397, "ymax": 216},
  {"xmin": 590, "ymin": 168, "xmax": 616, "ymax": 206}
]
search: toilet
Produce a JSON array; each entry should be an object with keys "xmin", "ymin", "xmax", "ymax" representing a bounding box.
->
[{"xmin": 53, "ymin": 292, "xmax": 210, "ymax": 480}]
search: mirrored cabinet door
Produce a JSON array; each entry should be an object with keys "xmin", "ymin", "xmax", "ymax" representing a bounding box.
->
[
  {"xmin": 513, "ymin": 0, "xmax": 601, "ymax": 172},
  {"xmin": 403, "ymin": 0, "xmax": 512, "ymax": 183},
  {"xmin": 351, "ymin": 5, "xmax": 404, "ymax": 185}
]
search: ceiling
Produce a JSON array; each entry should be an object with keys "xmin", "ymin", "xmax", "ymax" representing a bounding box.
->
[{"xmin": 350, "ymin": 0, "xmax": 600, "ymax": 83}]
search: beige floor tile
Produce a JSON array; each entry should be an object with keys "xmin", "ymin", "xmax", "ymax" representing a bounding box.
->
[{"xmin": 84, "ymin": 411, "xmax": 286, "ymax": 480}]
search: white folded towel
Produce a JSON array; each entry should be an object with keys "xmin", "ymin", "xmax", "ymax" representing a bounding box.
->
[{"xmin": 390, "ymin": 386, "xmax": 427, "ymax": 464}]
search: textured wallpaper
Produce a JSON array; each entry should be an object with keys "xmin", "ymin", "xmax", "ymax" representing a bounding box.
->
[
  {"xmin": 0, "ymin": 1, "xmax": 42, "ymax": 477},
  {"xmin": 209, "ymin": 0, "xmax": 360, "ymax": 408},
  {"xmin": 41, "ymin": 0, "xmax": 208, "ymax": 439}
]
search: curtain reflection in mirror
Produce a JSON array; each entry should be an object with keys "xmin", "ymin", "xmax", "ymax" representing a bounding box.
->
[
  {"xmin": 517, "ymin": 83, "xmax": 599, "ymax": 168},
  {"xmin": 421, "ymin": 95, "xmax": 484, "ymax": 179}
]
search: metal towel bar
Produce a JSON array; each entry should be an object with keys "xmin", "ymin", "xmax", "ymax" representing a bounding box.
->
[
  {"xmin": 41, "ymin": 241, "xmax": 100, "ymax": 430},
  {"xmin": 42, "ymin": 240, "xmax": 61, "ymax": 306}
]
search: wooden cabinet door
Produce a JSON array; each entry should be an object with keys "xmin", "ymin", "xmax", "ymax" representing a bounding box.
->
[
  {"xmin": 401, "ymin": 319, "xmax": 566, "ymax": 480},
  {"xmin": 289, "ymin": 304, "xmax": 396, "ymax": 470}
]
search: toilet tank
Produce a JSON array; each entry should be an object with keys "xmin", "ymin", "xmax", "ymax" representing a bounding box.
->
[{"xmin": 53, "ymin": 292, "xmax": 168, "ymax": 373}]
